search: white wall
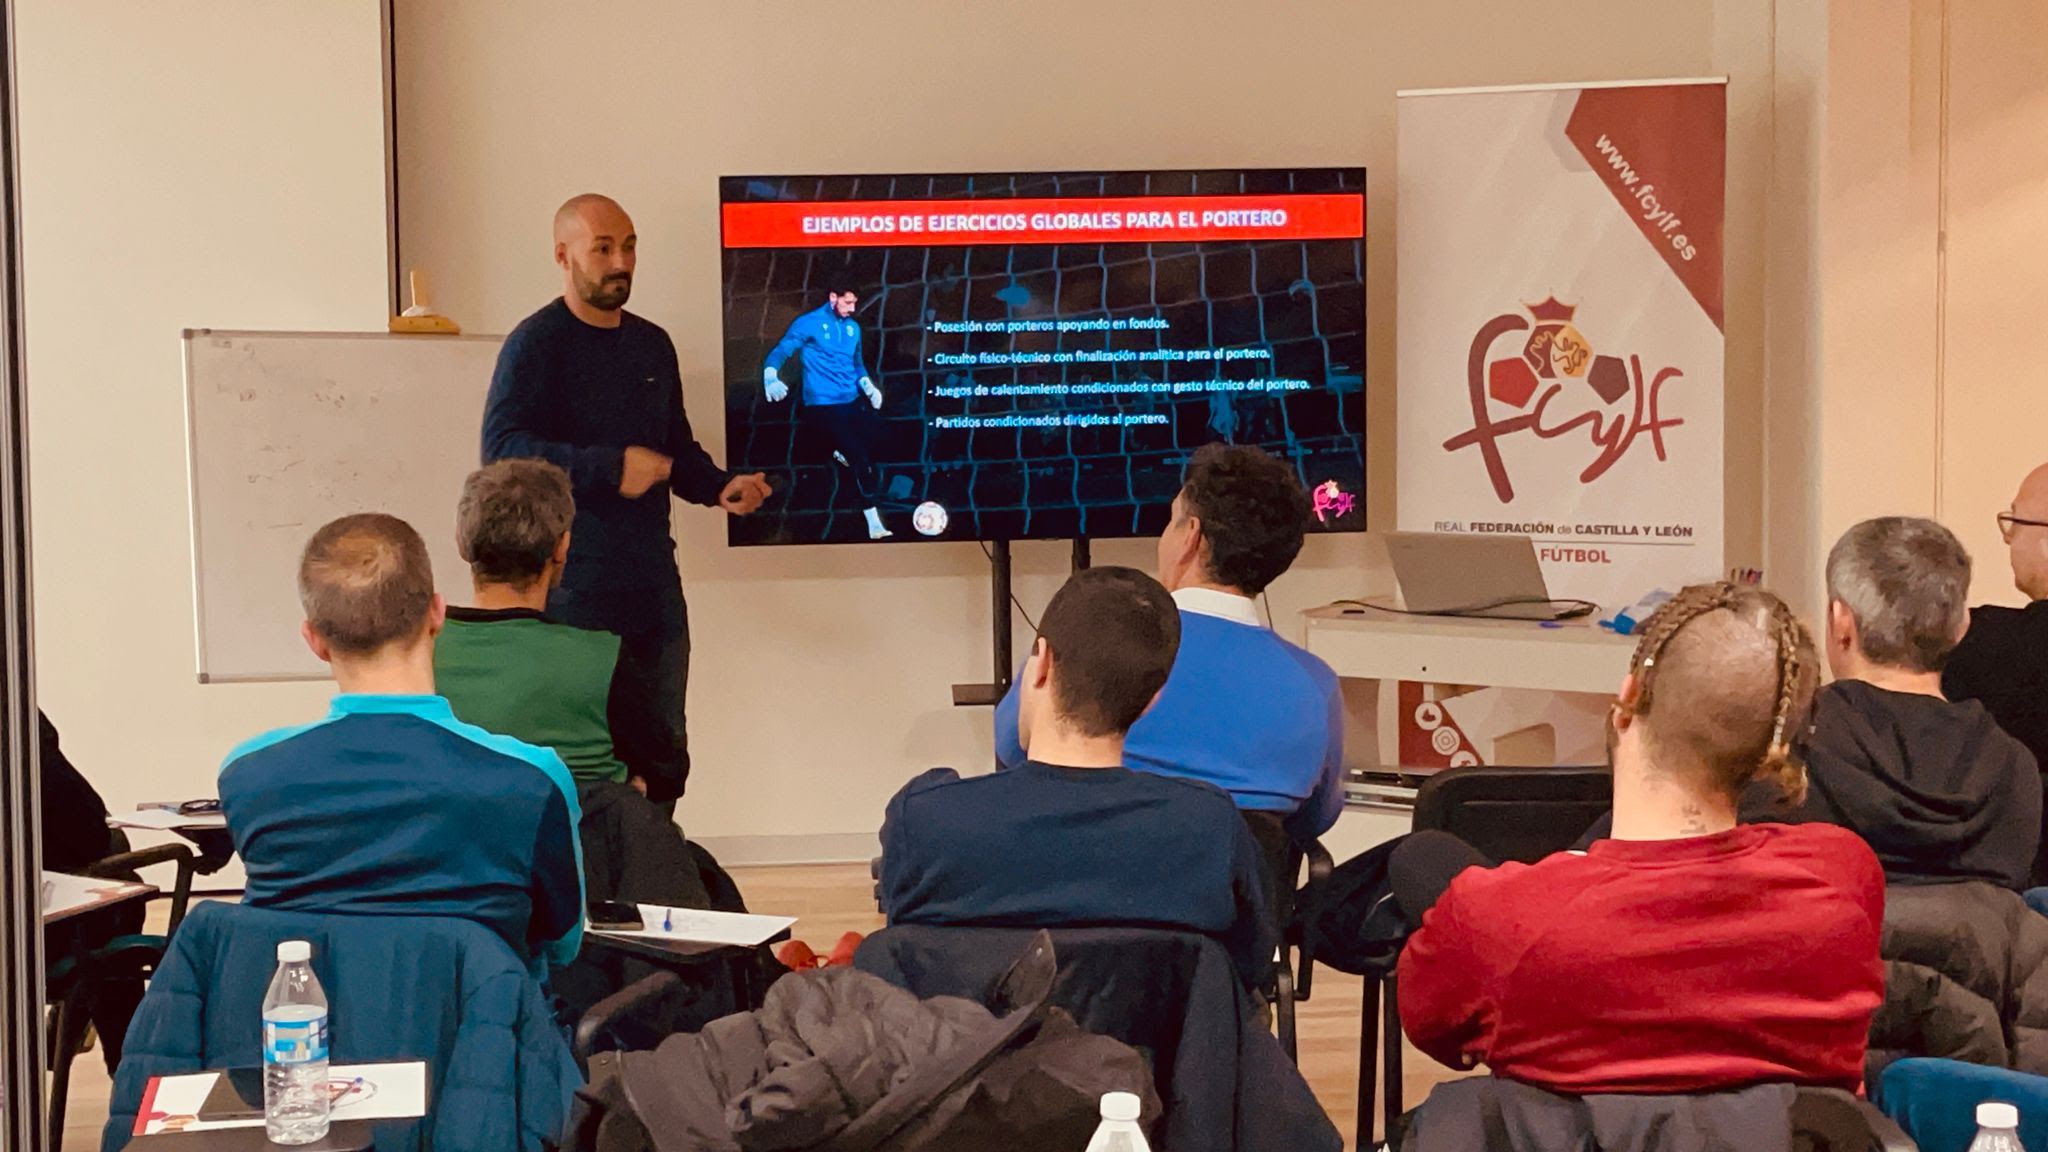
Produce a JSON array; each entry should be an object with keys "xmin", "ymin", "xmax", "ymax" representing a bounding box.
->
[
  {"xmin": 1764, "ymin": 0, "xmax": 2048, "ymax": 615},
  {"xmin": 20, "ymin": 2, "xmax": 388, "ymax": 824},
  {"xmin": 394, "ymin": 0, "xmax": 1770, "ymax": 858}
]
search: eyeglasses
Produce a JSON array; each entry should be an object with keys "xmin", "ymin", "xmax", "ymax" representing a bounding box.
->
[{"xmin": 1998, "ymin": 513, "xmax": 2048, "ymax": 542}]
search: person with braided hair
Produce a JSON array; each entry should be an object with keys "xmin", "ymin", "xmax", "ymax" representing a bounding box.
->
[{"xmin": 1395, "ymin": 582, "xmax": 1886, "ymax": 1095}]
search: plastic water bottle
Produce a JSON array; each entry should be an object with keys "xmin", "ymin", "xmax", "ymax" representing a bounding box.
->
[
  {"xmin": 262, "ymin": 940, "xmax": 331, "ymax": 1145},
  {"xmin": 1084, "ymin": 1091, "xmax": 1150, "ymax": 1152},
  {"xmin": 1967, "ymin": 1102, "xmax": 2024, "ymax": 1152}
]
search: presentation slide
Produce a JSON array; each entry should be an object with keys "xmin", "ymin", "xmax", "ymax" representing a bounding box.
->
[{"xmin": 719, "ymin": 168, "xmax": 1367, "ymax": 545}]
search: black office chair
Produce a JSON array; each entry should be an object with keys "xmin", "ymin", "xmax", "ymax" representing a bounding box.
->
[
  {"xmin": 1241, "ymin": 812, "xmax": 1334, "ymax": 1064},
  {"xmin": 46, "ymin": 840, "xmax": 199, "ymax": 1150},
  {"xmin": 1390, "ymin": 1078, "xmax": 1916, "ymax": 1151},
  {"xmin": 572, "ymin": 970, "xmax": 683, "ymax": 1074},
  {"xmin": 1358, "ymin": 765, "xmax": 1612, "ymax": 1151}
]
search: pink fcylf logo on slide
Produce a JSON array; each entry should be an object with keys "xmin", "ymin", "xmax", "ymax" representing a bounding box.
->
[{"xmin": 1312, "ymin": 480, "xmax": 1355, "ymax": 524}]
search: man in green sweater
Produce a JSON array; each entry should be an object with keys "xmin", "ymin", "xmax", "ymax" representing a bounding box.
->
[
  {"xmin": 438, "ymin": 458, "xmax": 710, "ymax": 922},
  {"xmin": 435, "ymin": 458, "xmax": 641, "ymax": 789}
]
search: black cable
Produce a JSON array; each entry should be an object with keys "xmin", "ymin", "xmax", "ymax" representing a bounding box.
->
[
  {"xmin": 1259, "ymin": 592, "xmax": 1275, "ymax": 630},
  {"xmin": 979, "ymin": 541, "xmax": 1041, "ymax": 632},
  {"xmin": 1332, "ymin": 595, "xmax": 1600, "ymax": 622}
]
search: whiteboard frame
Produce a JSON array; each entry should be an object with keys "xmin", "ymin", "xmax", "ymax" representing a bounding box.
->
[{"xmin": 180, "ymin": 327, "xmax": 506, "ymax": 683}]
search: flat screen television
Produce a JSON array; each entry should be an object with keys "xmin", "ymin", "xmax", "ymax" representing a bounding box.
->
[{"xmin": 719, "ymin": 167, "xmax": 1367, "ymax": 545}]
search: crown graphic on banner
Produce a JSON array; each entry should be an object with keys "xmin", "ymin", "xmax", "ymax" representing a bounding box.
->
[{"xmin": 1525, "ymin": 297, "xmax": 1577, "ymax": 323}]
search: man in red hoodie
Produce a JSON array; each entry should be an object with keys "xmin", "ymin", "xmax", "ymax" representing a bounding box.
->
[{"xmin": 1397, "ymin": 583, "xmax": 1886, "ymax": 1094}]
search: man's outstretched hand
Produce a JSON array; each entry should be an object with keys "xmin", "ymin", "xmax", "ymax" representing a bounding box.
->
[
  {"xmin": 620, "ymin": 446, "xmax": 674, "ymax": 498},
  {"xmin": 720, "ymin": 472, "xmax": 772, "ymax": 515}
]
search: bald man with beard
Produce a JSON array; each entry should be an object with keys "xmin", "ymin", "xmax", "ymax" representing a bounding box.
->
[{"xmin": 482, "ymin": 194, "xmax": 770, "ymax": 805}]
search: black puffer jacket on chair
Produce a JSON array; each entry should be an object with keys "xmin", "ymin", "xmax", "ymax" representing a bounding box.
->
[{"xmin": 1871, "ymin": 881, "xmax": 2048, "ymax": 1080}]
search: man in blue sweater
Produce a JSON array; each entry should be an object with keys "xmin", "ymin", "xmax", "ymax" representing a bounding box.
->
[
  {"xmin": 220, "ymin": 513, "xmax": 585, "ymax": 976},
  {"xmin": 483, "ymin": 194, "xmax": 772, "ymax": 803},
  {"xmin": 995, "ymin": 444, "xmax": 1345, "ymax": 839},
  {"xmin": 880, "ymin": 567, "xmax": 1276, "ymax": 988},
  {"xmin": 762, "ymin": 284, "xmax": 891, "ymax": 540}
]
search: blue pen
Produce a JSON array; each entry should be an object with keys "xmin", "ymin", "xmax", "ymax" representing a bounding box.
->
[{"xmin": 662, "ymin": 908, "xmax": 672, "ymax": 933}]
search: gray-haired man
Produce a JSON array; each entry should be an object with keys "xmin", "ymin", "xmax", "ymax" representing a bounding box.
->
[{"xmin": 1765, "ymin": 516, "xmax": 2042, "ymax": 889}]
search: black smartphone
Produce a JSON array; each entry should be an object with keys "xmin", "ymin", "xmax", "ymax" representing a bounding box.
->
[
  {"xmin": 587, "ymin": 899, "xmax": 644, "ymax": 932},
  {"xmin": 198, "ymin": 1066, "xmax": 266, "ymax": 1120}
]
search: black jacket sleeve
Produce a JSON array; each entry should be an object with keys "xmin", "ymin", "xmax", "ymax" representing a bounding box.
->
[{"xmin": 482, "ymin": 325, "xmax": 626, "ymax": 499}]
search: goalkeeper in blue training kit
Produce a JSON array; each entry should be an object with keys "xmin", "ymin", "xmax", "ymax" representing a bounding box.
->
[{"xmin": 762, "ymin": 285, "xmax": 890, "ymax": 540}]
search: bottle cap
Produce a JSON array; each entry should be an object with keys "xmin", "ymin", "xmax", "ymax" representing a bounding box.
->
[
  {"xmin": 1100, "ymin": 1092, "xmax": 1141, "ymax": 1122},
  {"xmin": 1979, "ymin": 1102, "xmax": 2019, "ymax": 1129},
  {"xmin": 277, "ymin": 940, "xmax": 312, "ymax": 963}
]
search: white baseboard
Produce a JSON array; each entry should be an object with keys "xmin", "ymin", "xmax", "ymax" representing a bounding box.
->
[{"xmin": 692, "ymin": 832, "xmax": 882, "ymax": 867}]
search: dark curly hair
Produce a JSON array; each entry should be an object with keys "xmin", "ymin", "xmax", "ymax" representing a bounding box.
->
[{"xmin": 1178, "ymin": 444, "xmax": 1311, "ymax": 596}]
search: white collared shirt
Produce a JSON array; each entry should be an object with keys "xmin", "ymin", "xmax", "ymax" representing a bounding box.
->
[{"xmin": 1172, "ymin": 586, "xmax": 1263, "ymax": 628}]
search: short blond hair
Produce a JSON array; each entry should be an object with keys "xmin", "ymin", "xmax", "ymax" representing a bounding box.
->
[{"xmin": 298, "ymin": 514, "xmax": 435, "ymax": 656}]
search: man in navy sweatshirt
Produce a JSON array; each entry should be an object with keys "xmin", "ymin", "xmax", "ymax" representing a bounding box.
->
[
  {"xmin": 995, "ymin": 444, "xmax": 1346, "ymax": 840},
  {"xmin": 880, "ymin": 567, "xmax": 1276, "ymax": 988},
  {"xmin": 762, "ymin": 283, "xmax": 891, "ymax": 540},
  {"xmin": 482, "ymin": 194, "xmax": 771, "ymax": 803}
]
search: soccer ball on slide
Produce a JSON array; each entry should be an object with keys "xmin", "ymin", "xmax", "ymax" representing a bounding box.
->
[{"xmin": 912, "ymin": 501, "xmax": 949, "ymax": 537}]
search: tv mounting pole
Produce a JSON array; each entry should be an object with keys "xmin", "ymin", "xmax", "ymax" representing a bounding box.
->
[
  {"xmin": 951, "ymin": 539, "xmax": 1012, "ymax": 707},
  {"xmin": 950, "ymin": 534, "xmax": 1089, "ymax": 709}
]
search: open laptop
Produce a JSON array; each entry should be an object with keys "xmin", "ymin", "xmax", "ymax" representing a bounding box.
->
[{"xmin": 1383, "ymin": 532, "xmax": 1589, "ymax": 621}]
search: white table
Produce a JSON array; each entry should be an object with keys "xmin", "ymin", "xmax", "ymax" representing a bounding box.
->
[
  {"xmin": 1300, "ymin": 601, "xmax": 1636, "ymax": 696},
  {"xmin": 1300, "ymin": 601, "xmax": 1635, "ymax": 861}
]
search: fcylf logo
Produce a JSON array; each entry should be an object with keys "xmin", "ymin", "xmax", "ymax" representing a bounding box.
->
[
  {"xmin": 1443, "ymin": 297, "xmax": 1685, "ymax": 503},
  {"xmin": 1311, "ymin": 480, "xmax": 1356, "ymax": 524}
]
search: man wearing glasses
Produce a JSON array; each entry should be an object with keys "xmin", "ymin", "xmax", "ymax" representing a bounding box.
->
[{"xmin": 1944, "ymin": 463, "xmax": 2048, "ymax": 773}]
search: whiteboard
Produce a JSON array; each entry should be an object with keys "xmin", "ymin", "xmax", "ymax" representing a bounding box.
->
[{"xmin": 183, "ymin": 329, "xmax": 505, "ymax": 681}]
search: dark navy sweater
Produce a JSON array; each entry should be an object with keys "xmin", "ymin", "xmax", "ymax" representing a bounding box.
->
[
  {"xmin": 878, "ymin": 760, "xmax": 1276, "ymax": 987},
  {"xmin": 220, "ymin": 694, "xmax": 585, "ymax": 975},
  {"xmin": 482, "ymin": 298, "xmax": 727, "ymax": 633}
]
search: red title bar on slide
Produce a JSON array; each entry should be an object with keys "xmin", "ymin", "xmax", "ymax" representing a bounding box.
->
[{"xmin": 722, "ymin": 194, "xmax": 1364, "ymax": 249}]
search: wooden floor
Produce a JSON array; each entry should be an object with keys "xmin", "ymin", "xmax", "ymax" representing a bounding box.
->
[{"xmin": 56, "ymin": 864, "xmax": 1467, "ymax": 1151}]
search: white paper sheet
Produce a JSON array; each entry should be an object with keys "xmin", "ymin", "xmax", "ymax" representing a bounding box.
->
[
  {"xmin": 591, "ymin": 905, "xmax": 796, "ymax": 947},
  {"xmin": 41, "ymin": 872, "xmax": 150, "ymax": 920},
  {"xmin": 111, "ymin": 808, "xmax": 227, "ymax": 830},
  {"xmin": 136, "ymin": 1061, "xmax": 428, "ymax": 1135}
]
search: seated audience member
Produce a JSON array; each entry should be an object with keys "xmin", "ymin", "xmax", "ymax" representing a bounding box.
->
[
  {"xmin": 220, "ymin": 513, "xmax": 584, "ymax": 973},
  {"xmin": 881, "ymin": 566, "xmax": 1276, "ymax": 987},
  {"xmin": 994, "ymin": 444, "xmax": 1344, "ymax": 839},
  {"xmin": 1761, "ymin": 517, "xmax": 2039, "ymax": 888},
  {"xmin": 1398, "ymin": 583, "xmax": 1885, "ymax": 1094},
  {"xmin": 435, "ymin": 459, "xmax": 639, "ymax": 790},
  {"xmin": 1946, "ymin": 462, "xmax": 2048, "ymax": 777},
  {"xmin": 40, "ymin": 709, "xmax": 115, "ymax": 874},
  {"xmin": 40, "ymin": 709, "xmax": 143, "ymax": 1073},
  {"xmin": 435, "ymin": 459, "xmax": 708, "ymax": 909}
]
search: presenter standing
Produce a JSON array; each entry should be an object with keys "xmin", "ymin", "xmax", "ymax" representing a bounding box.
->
[{"xmin": 483, "ymin": 193, "xmax": 770, "ymax": 804}]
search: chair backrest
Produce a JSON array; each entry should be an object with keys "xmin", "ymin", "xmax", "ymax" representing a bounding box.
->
[
  {"xmin": 855, "ymin": 923, "xmax": 1283, "ymax": 1152},
  {"xmin": 1400, "ymin": 1077, "xmax": 1916, "ymax": 1151},
  {"xmin": 1411, "ymin": 766, "xmax": 1613, "ymax": 864},
  {"xmin": 1241, "ymin": 810, "xmax": 1298, "ymax": 928},
  {"xmin": 107, "ymin": 902, "xmax": 576, "ymax": 1152}
]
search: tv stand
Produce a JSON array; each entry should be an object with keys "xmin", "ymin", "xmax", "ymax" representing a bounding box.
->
[{"xmin": 949, "ymin": 536, "xmax": 1091, "ymax": 707}]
